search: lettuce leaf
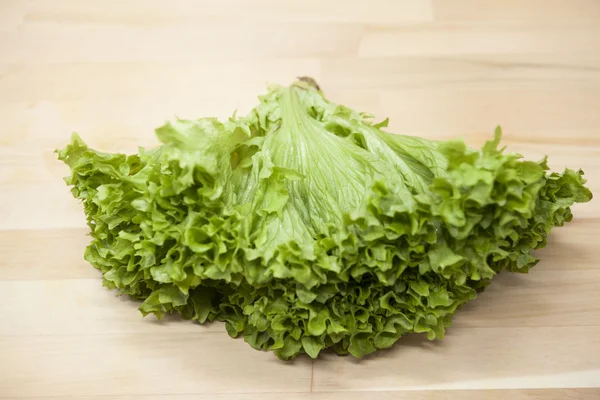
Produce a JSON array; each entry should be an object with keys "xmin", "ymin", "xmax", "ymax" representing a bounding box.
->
[{"xmin": 57, "ymin": 79, "xmax": 592, "ymax": 359}]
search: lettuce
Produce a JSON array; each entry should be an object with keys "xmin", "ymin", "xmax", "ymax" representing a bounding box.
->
[{"xmin": 57, "ymin": 79, "xmax": 592, "ymax": 359}]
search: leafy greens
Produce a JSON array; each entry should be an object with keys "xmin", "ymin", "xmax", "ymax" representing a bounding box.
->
[{"xmin": 58, "ymin": 79, "xmax": 592, "ymax": 359}]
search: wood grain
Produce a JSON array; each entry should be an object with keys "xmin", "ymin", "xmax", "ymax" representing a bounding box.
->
[
  {"xmin": 0, "ymin": 333, "xmax": 313, "ymax": 397},
  {"xmin": 3, "ymin": 389, "xmax": 600, "ymax": 400},
  {"xmin": 313, "ymin": 327, "xmax": 600, "ymax": 391},
  {"xmin": 1, "ymin": 0, "xmax": 599, "ymax": 398}
]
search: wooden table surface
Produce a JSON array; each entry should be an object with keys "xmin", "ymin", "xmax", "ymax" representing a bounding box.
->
[{"xmin": 2, "ymin": 1, "xmax": 600, "ymax": 399}]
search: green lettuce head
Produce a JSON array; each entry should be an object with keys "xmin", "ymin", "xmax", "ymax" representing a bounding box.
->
[{"xmin": 57, "ymin": 78, "xmax": 592, "ymax": 359}]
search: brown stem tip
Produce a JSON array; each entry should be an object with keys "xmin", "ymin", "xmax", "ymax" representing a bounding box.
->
[{"xmin": 296, "ymin": 76, "xmax": 321, "ymax": 91}]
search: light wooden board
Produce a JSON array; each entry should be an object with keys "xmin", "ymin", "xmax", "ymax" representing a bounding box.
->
[{"xmin": 1, "ymin": 1, "xmax": 599, "ymax": 399}]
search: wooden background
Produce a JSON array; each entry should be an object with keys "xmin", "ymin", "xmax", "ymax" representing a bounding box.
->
[{"xmin": 1, "ymin": 1, "xmax": 599, "ymax": 399}]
